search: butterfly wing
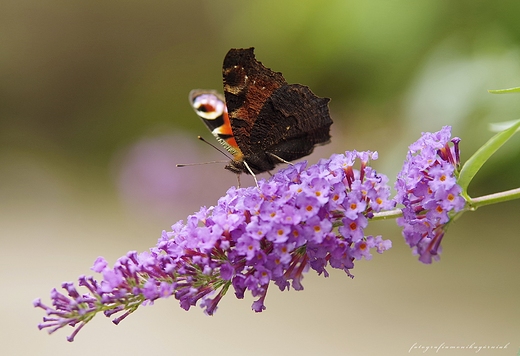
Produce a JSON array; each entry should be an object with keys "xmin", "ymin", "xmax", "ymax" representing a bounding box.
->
[
  {"xmin": 223, "ymin": 47, "xmax": 332, "ymax": 174},
  {"xmin": 254, "ymin": 83, "xmax": 332, "ymax": 158},
  {"xmin": 189, "ymin": 89, "xmax": 242, "ymax": 159},
  {"xmin": 222, "ymin": 48, "xmax": 286, "ymax": 161}
]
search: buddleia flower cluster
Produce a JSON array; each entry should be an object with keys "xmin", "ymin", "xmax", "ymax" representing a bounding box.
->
[
  {"xmin": 394, "ymin": 126, "xmax": 466, "ymax": 263},
  {"xmin": 36, "ymin": 121, "xmax": 520, "ymax": 341},
  {"xmin": 34, "ymin": 150, "xmax": 393, "ymax": 341}
]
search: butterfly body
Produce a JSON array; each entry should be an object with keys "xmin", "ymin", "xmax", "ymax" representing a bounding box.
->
[{"xmin": 190, "ymin": 47, "xmax": 333, "ymax": 176}]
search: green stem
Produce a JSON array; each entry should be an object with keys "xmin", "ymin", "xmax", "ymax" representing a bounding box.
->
[
  {"xmin": 466, "ymin": 187, "xmax": 520, "ymax": 210},
  {"xmin": 371, "ymin": 187, "xmax": 520, "ymax": 220},
  {"xmin": 372, "ymin": 208, "xmax": 402, "ymax": 220}
]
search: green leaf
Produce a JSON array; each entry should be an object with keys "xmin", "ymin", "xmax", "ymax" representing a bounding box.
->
[
  {"xmin": 488, "ymin": 87, "xmax": 520, "ymax": 94},
  {"xmin": 488, "ymin": 119, "xmax": 520, "ymax": 132},
  {"xmin": 458, "ymin": 120, "xmax": 520, "ymax": 193}
]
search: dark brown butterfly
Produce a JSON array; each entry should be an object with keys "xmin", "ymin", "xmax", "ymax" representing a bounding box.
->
[{"xmin": 189, "ymin": 47, "xmax": 333, "ymax": 181}]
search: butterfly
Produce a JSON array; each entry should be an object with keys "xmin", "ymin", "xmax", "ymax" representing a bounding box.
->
[{"xmin": 189, "ymin": 47, "xmax": 333, "ymax": 182}]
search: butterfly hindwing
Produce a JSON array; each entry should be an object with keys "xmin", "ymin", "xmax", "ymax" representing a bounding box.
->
[{"xmin": 252, "ymin": 83, "xmax": 332, "ymax": 160}]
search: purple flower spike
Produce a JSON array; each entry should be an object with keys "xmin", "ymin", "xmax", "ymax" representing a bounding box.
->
[
  {"xmin": 35, "ymin": 151, "xmax": 393, "ymax": 341},
  {"xmin": 395, "ymin": 126, "xmax": 466, "ymax": 263}
]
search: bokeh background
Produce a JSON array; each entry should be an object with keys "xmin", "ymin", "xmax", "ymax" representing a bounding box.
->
[{"xmin": 2, "ymin": 1, "xmax": 519, "ymax": 355}]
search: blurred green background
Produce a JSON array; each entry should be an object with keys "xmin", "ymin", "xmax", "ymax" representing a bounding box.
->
[{"xmin": 1, "ymin": 1, "xmax": 519, "ymax": 355}]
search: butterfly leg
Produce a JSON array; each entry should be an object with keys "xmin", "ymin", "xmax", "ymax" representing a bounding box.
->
[
  {"xmin": 242, "ymin": 160, "xmax": 259, "ymax": 188},
  {"xmin": 267, "ymin": 152, "xmax": 294, "ymax": 166}
]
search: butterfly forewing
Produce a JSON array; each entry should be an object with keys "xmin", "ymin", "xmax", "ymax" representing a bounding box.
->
[{"xmin": 189, "ymin": 89, "xmax": 242, "ymax": 159}]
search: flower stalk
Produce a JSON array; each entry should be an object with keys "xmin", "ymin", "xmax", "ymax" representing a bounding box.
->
[{"xmin": 466, "ymin": 187, "xmax": 520, "ymax": 210}]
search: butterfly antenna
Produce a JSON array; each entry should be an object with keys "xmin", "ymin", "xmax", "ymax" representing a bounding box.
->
[
  {"xmin": 197, "ymin": 136, "xmax": 232, "ymax": 159},
  {"xmin": 176, "ymin": 160, "xmax": 229, "ymax": 168},
  {"xmin": 176, "ymin": 136, "xmax": 232, "ymax": 168}
]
